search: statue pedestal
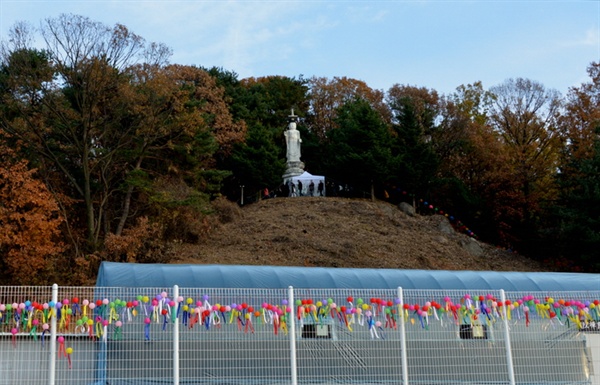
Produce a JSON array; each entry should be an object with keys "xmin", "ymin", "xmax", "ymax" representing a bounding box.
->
[{"xmin": 283, "ymin": 161, "xmax": 305, "ymax": 181}]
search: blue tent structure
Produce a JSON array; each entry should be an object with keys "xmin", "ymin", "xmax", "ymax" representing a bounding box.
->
[
  {"xmin": 87, "ymin": 263, "xmax": 600, "ymax": 384},
  {"xmin": 96, "ymin": 262, "xmax": 600, "ymax": 291}
]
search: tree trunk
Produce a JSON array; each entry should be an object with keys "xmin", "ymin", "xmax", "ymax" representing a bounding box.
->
[
  {"xmin": 115, "ymin": 184, "xmax": 134, "ymax": 236},
  {"xmin": 82, "ymin": 145, "xmax": 97, "ymax": 250},
  {"xmin": 371, "ymin": 181, "xmax": 375, "ymax": 202},
  {"xmin": 115, "ymin": 157, "xmax": 144, "ymax": 236},
  {"xmin": 84, "ymin": 187, "xmax": 96, "ymax": 248}
]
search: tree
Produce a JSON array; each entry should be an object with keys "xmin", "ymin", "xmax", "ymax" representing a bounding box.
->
[
  {"xmin": 0, "ymin": 15, "xmax": 239, "ymax": 254},
  {"xmin": 110, "ymin": 63, "xmax": 239, "ymax": 236},
  {"xmin": 554, "ymin": 130, "xmax": 600, "ymax": 270},
  {"xmin": 489, "ymin": 78, "xmax": 561, "ymax": 202},
  {"xmin": 167, "ymin": 65, "xmax": 246, "ymax": 159},
  {"xmin": 203, "ymin": 66, "xmax": 251, "ymax": 123},
  {"xmin": 307, "ymin": 76, "xmax": 390, "ymax": 141},
  {"xmin": 0, "ymin": 15, "xmax": 150, "ymax": 251},
  {"xmin": 228, "ymin": 124, "xmax": 286, "ymax": 195},
  {"xmin": 386, "ymin": 85, "xmax": 440, "ymax": 198},
  {"xmin": 240, "ymin": 76, "xmax": 309, "ymax": 129},
  {"xmin": 558, "ymin": 62, "xmax": 600, "ymax": 170},
  {"xmin": 551, "ymin": 62, "xmax": 600, "ymax": 270},
  {"xmin": 215, "ymin": 75, "xmax": 308, "ymax": 199},
  {"xmin": 324, "ymin": 98, "xmax": 393, "ymax": 198},
  {"xmin": 429, "ymin": 82, "xmax": 520, "ymax": 244},
  {"xmin": 0, "ymin": 142, "xmax": 64, "ymax": 284},
  {"xmin": 435, "ymin": 82, "xmax": 495, "ymax": 167},
  {"xmin": 387, "ymin": 84, "xmax": 440, "ymax": 131},
  {"xmin": 488, "ymin": 78, "xmax": 562, "ymax": 253}
]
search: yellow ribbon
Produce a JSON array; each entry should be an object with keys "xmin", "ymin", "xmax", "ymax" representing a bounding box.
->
[
  {"xmin": 110, "ymin": 307, "xmax": 118, "ymax": 323},
  {"xmin": 95, "ymin": 321, "xmax": 103, "ymax": 337}
]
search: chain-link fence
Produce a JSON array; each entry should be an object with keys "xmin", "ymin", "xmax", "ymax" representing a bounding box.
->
[{"xmin": 1, "ymin": 285, "xmax": 599, "ymax": 384}]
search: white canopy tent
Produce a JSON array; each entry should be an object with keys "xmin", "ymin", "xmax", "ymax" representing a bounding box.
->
[{"xmin": 287, "ymin": 171, "xmax": 325, "ymax": 196}]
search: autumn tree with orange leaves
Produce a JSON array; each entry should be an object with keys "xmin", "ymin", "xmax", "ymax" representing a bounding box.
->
[
  {"xmin": 488, "ymin": 78, "xmax": 562, "ymax": 253},
  {"xmin": 423, "ymin": 82, "xmax": 523, "ymax": 245},
  {"xmin": 0, "ymin": 15, "xmax": 242, "ymax": 256},
  {"xmin": 114, "ymin": 63, "xmax": 245, "ymax": 237},
  {"xmin": 307, "ymin": 76, "xmax": 390, "ymax": 141},
  {"xmin": 0, "ymin": 15, "xmax": 151, "ymax": 251},
  {"xmin": 0, "ymin": 143, "xmax": 64, "ymax": 284},
  {"xmin": 558, "ymin": 62, "xmax": 600, "ymax": 167}
]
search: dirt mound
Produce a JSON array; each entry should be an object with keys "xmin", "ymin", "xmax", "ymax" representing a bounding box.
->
[{"xmin": 175, "ymin": 197, "xmax": 548, "ymax": 272}]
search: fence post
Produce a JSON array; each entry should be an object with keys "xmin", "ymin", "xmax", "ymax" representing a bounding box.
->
[
  {"xmin": 173, "ymin": 285, "xmax": 180, "ymax": 385},
  {"xmin": 500, "ymin": 290, "xmax": 516, "ymax": 385},
  {"xmin": 49, "ymin": 283, "xmax": 58, "ymax": 385},
  {"xmin": 288, "ymin": 286, "xmax": 298, "ymax": 385},
  {"xmin": 398, "ymin": 287, "xmax": 408, "ymax": 385}
]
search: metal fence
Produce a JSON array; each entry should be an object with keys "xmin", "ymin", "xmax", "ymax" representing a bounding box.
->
[{"xmin": 1, "ymin": 285, "xmax": 600, "ymax": 385}]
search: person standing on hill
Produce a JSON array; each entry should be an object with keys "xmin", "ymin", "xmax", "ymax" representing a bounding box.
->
[
  {"xmin": 318, "ymin": 180, "xmax": 324, "ymax": 196},
  {"xmin": 309, "ymin": 180, "xmax": 315, "ymax": 196},
  {"xmin": 280, "ymin": 183, "xmax": 289, "ymax": 198},
  {"xmin": 297, "ymin": 180, "xmax": 303, "ymax": 196}
]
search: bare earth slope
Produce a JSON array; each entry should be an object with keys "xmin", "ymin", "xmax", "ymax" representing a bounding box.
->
[{"xmin": 177, "ymin": 197, "xmax": 548, "ymax": 272}]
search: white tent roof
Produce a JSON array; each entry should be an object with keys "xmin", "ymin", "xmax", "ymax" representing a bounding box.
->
[{"xmin": 290, "ymin": 171, "xmax": 324, "ymax": 181}]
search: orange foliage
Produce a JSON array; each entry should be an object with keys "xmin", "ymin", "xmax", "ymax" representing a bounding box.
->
[
  {"xmin": 240, "ymin": 75, "xmax": 287, "ymax": 86},
  {"xmin": 387, "ymin": 84, "xmax": 440, "ymax": 130},
  {"xmin": 103, "ymin": 216, "xmax": 175, "ymax": 264},
  {"xmin": 438, "ymin": 83, "xmax": 527, "ymax": 247},
  {"xmin": 308, "ymin": 76, "xmax": 390, "ymax": 140},
  {"xmin": 489, "ymin": 78, "xmax": 562, "ymax": 218},
  {"xmin": 104, "ymin": 217, "xmax": 155, "ymax": 263},
  {"xmin": 165, "ymin": 64, "xmax": 247, "ymax": 155},
  {"xmin": 0, "ymin": 145, "xmax": 64, "ymax": 284},
  {"xmin": 560, "ymin": 62, "xmax": 600, "ymax": 163}
]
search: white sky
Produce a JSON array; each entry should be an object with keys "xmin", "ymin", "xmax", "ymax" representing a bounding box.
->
[{"xmin": 1, "ymin": 0, "xmax": 599, "ymax": 96}]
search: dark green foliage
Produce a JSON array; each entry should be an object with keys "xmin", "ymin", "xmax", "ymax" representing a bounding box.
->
[
  {"xmin": 205, "ymin": 70, "xmax": 310, "ymax": 199},
  {"xmin": 203, "ymin": 66, "xmax": 251, "ymax": 121},
  {"xmin": 389, "ymin": 97, "xmax": 439, "ymax": 197},
  {"xmin": 296, "ymin": 124, "xmax": 325, "ymax": 175},
  {"xmin": 227, "ymin": 123, "xmax": 286, "ymax": 194},
  {"xmin": 553, "ymin": 133, "xmax": 600, "ymax": 271},
  {"xmin": 246, "ymin": 76, "xmax": 309, "ymax": 129},
  {"xmin": 324, "ymin": 98, "xmax": 393, "ymax": 196}
]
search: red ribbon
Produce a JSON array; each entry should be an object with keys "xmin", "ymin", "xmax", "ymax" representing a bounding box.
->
[
  {"xmin": 189, "ymin": 314, "xmax": 199, "ymax": 329},
  {"xmin": 59, "ymin": 339, "xmax": 66, "ymax": 358},
  {"xmin": 245, "ymin": 319, "xmax": 254, "ymax": 334}
]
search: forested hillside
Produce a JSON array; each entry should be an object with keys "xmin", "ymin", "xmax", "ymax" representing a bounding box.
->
[{"xmin": 0, "ymin": 14, "xmax": 598, "ymax": 285}]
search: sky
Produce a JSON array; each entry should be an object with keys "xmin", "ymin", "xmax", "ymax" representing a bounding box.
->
[{"xmin": 0, "ymin": 0, "xmax": 599, "ymax": 97}]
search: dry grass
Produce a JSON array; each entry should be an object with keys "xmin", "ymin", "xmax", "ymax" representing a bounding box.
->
[{"xmin": 173, "ymin": 197, "xmax": 548, "ymax": 273}]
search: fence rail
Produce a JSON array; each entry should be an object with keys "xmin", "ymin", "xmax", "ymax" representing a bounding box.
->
[{"xmin": 1, "ymin": 285, "xmax": 600, "ymax": 384}]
